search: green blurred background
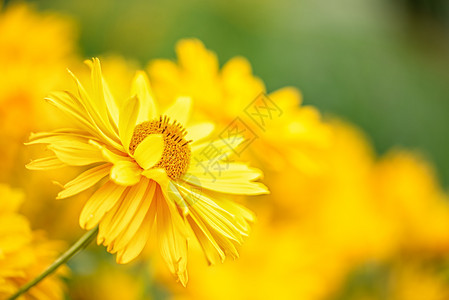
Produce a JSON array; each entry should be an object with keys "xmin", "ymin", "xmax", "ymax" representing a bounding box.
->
[{"xmin": 14, "ymin": 0, "xmax": 449, "ymax": 186}]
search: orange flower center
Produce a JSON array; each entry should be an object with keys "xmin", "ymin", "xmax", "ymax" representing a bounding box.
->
[{"xmin": 129, "ymin": 116, "xmax": 191, "ymax": 179}]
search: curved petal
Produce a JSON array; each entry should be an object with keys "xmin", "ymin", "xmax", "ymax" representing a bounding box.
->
[
  {"xmin": 166, "ymin": 181, "xmax": 189, "ymax": 216},
  {"xmin": 187, "ymin": 162, "xmax": 262, "ymax": 181},
  {"xmin": 48, "ymin": 140, "xmax": 104, "ymax": 166},
  {"xmin": 90, "ymin": 58, "xmax": 120, "ymax": 131},
  {"xmin": 110, "ymin": 160, "xmax": 142, "ymax": 186},
  {"xmin": 141, "ymin": 168, "xmax": 170, "ymax": 191},
  {"xmin": 116, "ymin": 203, "xmax": 154, "ymax": 264},
  {"xmin": 79, "ymin": 181, "xmax": 127, "ymax": 230},
  {"xmin": 156, "ymin": 187, "xmax": 188, "ymax": 286},
  {"xmin": 98, "ymin": 178, "xmax": 153, "ymax": 248},
  {"xmin": 184, "ymin": 175, "xmax": 269, "ymax": 195},
  {"xmin": 118, "ymin": 95, "xmax": 140, "ymax": 153},
  {"xmin": 163, "ymin": 96, "xmax": 191, "ymax": 126},
  {"xmin": 134, "ymin": 134, "xmax": 164, "ymax": 169},
  {"xmin": 186, "ymin": 122, "xmax": 215, "ymax": 144},
  {"xmin": 57, "ymin": 163, "xmax": 111, "ymax": 199},
  {"xmin": 26, "ymin": 156, "xmax": 66, "ymax": 170},
  {"xmin": 112, "ymin": 183, "xmax": 155, "ymax": 255},
  {"xmin": 68, "ymin": 64, "xmax": 121, "ymax": 145},
  {"xmin": 131, "ymin": 71, "xmax": 158, "ymax": 123}
]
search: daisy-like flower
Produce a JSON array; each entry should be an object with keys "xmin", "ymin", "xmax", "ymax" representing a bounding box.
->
[
  {"xmin": 26, "ymin": 58, "xmax": 268, "ymax": 285},
  {"xmin": 0, "ymin": 184, "xmax": 66, "ymax": 300},
  {"xmin": 147, "ymin": 39, "xmax": 332, "ymax": 175}
]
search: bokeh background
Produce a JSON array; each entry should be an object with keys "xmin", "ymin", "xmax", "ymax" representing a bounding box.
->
[
  {"xmin": 22, "ymin": 0, "xmax": 449, "ymax": 186},
  {"xmin": 2, "ymin": 0, "xmax": 449, "ymax": 299}
]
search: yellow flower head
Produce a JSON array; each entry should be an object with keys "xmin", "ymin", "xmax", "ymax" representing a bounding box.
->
[
  {"xmin": 0, "ymin": 184, "xmax": 65, "ymax": 299},
  {"xmin": 147, "ymin": 39, "xmax": 331, "ymax": 174},
  {"xmin": 371, "ymin": 150, "xmax": 449, "ymax": 253},
  {"xmin": 27, "ymin": 58, "xmax": 268, "ymax": 285},
  {"xmin": 0, "ymin": 2, "xmax": 75, "ymax": 181}
]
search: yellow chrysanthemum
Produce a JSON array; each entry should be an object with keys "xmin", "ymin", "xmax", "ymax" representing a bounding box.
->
[
  {"xmin": 147, "ymin": 39, "xmax": 331, "ymax": 174},
  {"xmin": 0, "ymin": 184, "xmax": 65, "ymax": 299},
  {"xmin": 27, "ymin": 58, "xmax": 268, "ymax": 285},
  {"xmin": 0, "ymin": 2, "xmax": 75, "ymax": 181},
  {"xmin": 371, "ymin": 150, "xmax": 449, "ymax": 253}
]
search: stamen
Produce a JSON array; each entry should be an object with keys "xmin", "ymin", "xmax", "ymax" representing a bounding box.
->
[{"xmin": 129, "ymin": 116, "xmax": 191, "ymax": 179}]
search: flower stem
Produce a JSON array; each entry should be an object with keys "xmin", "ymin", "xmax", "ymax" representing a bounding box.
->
[{"xmin": 8, "ymin": 226, "xmax": 99, "ymax": 300}]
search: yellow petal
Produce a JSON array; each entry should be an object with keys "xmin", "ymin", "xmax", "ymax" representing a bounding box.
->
[
  {"xmin": 186, "ymin": 122, "xmax": 215, "ymax": 143},
  {"xmin": 68, "ymin": 66, "xmax": 121, "ymax": 146},
  {"xmin": 79, "ymin": 181, "xmax": 126, "ymax": 230},
  {"xmin": 57, "ymin": 163, "xmax": 111, "ymax": 199},
  {"xmin": 141, "ymin": 168, "xmax": 170, "ymax": 190},
  {"xmin": 110, "ymin": 160, "xmax": 142, "ymax": 186},
  {"xmin": 118, "ymin": 95, "xmax": 140, "ymax": 152},
  {"xmin": 102, "ymin": 74, "xmax": 120, "ymax": 127},
  {"xmin": 166, "ymin": 181, "xmax": 189, "ymax": 216},
  {"xmin": 98, "ymin": 179, "xmax": 151, "ymax": 246},
  {"xmin": 46, "ymin": 88, "xmax": 123, "ymax": 151},
  {"xmin": 89, "ymin": 139, "xmax": 129, "ymax": 164},
  {"xmin": 186, "ymin": 214, "xmax": 225, "ymax": 265},
  {"xmin": 177, "ymin": 184, "xmax": 244, "ymax": 243},
  {"xmin": 185, "ymin": 174, "xmax": 269, "ymax": 195},
  {"xmin": 26, "ymin": 156, "xmax": 66, "ymax": 170},
  {"xmin": 268, "ymin": 86, "xmax": 302, "ymax": 109},
  {"xmin": 187, "ymin": 162, "xmax": 262, "ymax": 181},
  {"xmin": 48, "ymin": 140, "xmax": 104, "ymax": 166},
  {"xmin": 131, "ymin": 71, "xmax": 158, "ymax": 123},
  {"xmin": 134, "ymin": 134, "xmax": 164, "ymax": 169},
  {"xmin": 163, "ymin": 96, "xmax": 191, "ymax": 126},
  {"xmin": 44, "ymin": 91, "xmax": 94, "ymax": 135},
  {"xmin": 84, "ymin": 58, "xmax": 121, "ymax": 126},
  {"xmin": 191, "ymin": 136, "xmax": 245, "ymax": 162},
  {"xmin": 110, "ymin": 180, "xmax": 156, "ymax": 253},
  {"xmin": 176, "ymin": 39, "xmax": 218, "ymax": 76},
  {"xmin": 116, "ymin": 206, "xmax": 154, "ymax": 264},
  {"xmin": 156, "ymin": 188, "xmax": 188, "ymax": 286},
  {"xmin": 90, "ymin": 58, "xmax": 113, "ymax": 126}
]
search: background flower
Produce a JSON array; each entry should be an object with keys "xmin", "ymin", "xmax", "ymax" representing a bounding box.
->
[
  {"xmin": 0, "ymin": 184, "xmax": 66, "ymax": 299},
  {"xmin": 2, "ymin": 0, "xmax": 449, "ymax": 299}
]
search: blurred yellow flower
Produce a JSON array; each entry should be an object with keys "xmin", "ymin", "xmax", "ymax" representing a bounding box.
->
[
  {"xmin": 158, "ymin": 118, "xmax": 449, "ymax": 299},
  {"xmin": 156, "ymin": 220, "xmax": 350, "ymax": 300},
  {"xmin": 27, "ymin": 58, "xmax": 268, "ymax": 285},
  {"xmin": 267, "ymin": 120, "xmax": 397, "ymax": 263},
  {"xmin": 21, "ymin": 56, "xmax": 142, "ymax": 241},
  {"xmin": 0, "ymin": 2, "xmax": 76, "ymax": 181},
  {"xmin": 68, "ymin": 265, "xmax": 148, "ymax": 300},
  {"xmin": 0, "ymin": 184, "xmax": 65, "ymax": 299},
  {"xmin": 147, "ymin": 39, "xmax": 331, "ymax": 174},
  {"xmin": 389, "ymin": 261, "xmax": 449, "ymax": 300},
  {"xmin": 371, "ymin": 150, "xmax": 449, "ymax": 254}
]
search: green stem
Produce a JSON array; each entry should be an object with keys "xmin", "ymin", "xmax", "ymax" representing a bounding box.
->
[{"xmin": 8, "ymin": 226, "xmax": 99, "ymax": 300}]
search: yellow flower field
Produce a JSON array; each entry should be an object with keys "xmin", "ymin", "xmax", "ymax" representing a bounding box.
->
[{"xmin": 1, "ymin": 1, "xmax": 449, "ymax": 299}]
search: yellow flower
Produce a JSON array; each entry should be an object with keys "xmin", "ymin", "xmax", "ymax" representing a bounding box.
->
[
  {"xmin": 155, "ymin": 220, "xmax": 349, "ymax": 300},
  {"xmin": 68, "ymin": 265, "xmax": 147, "ymax": 300},
  {"xmin": 389, "ymin": 261, "xmax": 449, "ymax": 300},
  {"xmin": 0, "ymin": 184, "xmax": 65, "ymax": 299},
  {"xmin": 147, "ymin": 39, "xmax": 331, "ymax": 175},
  {"xmin": 371, "ymin": 150, "xmax": 449, "ymax": 253},
  {"xmin": 27, "ymin": 58, "xmax": 268, "ymax": 285},
  {"xmin": 20, "ymin": 56, "xmax": 142, "ymax": 241},
  {"xmin": 0, "ymin": 2, "xmax": 76, "ymax": 182},
  {"xmin": 267, "ymin": 120, "xmax": 398, "ymax": 263}
]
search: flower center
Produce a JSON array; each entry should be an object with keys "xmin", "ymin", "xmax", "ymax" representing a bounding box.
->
[{"xmin": 129, "ymin": 115, "xmax": 191, "ymax": 179}]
